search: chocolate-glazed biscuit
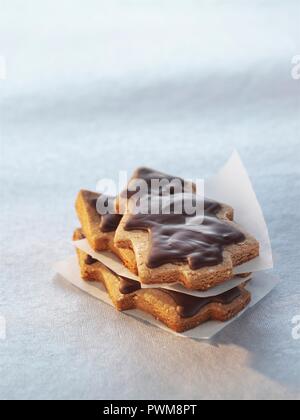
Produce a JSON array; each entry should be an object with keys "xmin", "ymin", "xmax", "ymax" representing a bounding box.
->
[
  {"xmin": 73, "ymin": 228, "xmax": 251, "ymax": 332},
  {"xmin": 75, "ymin": 190, "xmax": 123, "ymax": 253},
  {"xmin": 114, "ymin": 168, "xmax": 259, "ymax": 290},
  {"xmin": 122, "ymin": 168, "xmax": 245, "ymax": 270}
]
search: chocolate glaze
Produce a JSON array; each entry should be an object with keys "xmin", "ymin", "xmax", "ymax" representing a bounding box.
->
[
  {"xmin": 85, "ymin": 255, "xmax": 98, "ymax": 265},
  {"xmin": 100, "ymin": 214, "xmax": 123, "ymax": 233},
  {"xmin": 123, "ymin": 168, "xmax": 245, "ymax": 270},
  {"xmin": 125, "ymin": 211, "xmax": 245, "ymax": 270},
  {"xmin": 119, "ymin": 276, "xmax": 141, "ymax": 295},
  {"xmin": 162, "ymin": 287, "xmax": 242, "ymax": 318},
  {"xmin": 89, "ymin": 196, "xmax": 122, "ymax": 233},
  {"xmin": 134, "ymin": 167, "xmax": 182, "ymax": 185},
  {"xmin": 101, "ymin": 263, "xmax": 141, "ymax": 295},
  {"xmin": 122, "ymin": 167, "xmax": 187, "ymax": 199},
  {"xmin": 77, "ymin": 230, "xmax": 86, "ymax": 240}
]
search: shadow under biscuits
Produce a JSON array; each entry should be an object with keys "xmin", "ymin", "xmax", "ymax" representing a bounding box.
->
[{"xmin": 210, "ymin": 288, "xmax": 300, "ymax": 393}]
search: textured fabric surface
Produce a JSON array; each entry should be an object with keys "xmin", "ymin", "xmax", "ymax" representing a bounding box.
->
[{"xmin": 0, "ymin": 0, "xmax": 300, "ymax": 400}]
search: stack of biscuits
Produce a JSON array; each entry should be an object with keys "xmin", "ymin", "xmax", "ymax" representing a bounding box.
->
[{"xmin": 73, "ymin": 168, "xmax": 259, "ymax": 332}]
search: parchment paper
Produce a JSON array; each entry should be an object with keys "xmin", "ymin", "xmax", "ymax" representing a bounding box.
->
[
  {"xmin": 74, "ymin": 238, "xmax": 252, "ymax": 298},
  {"xmin": 205, "ymin": 151, "xmax": 273, "ymax": 274}
]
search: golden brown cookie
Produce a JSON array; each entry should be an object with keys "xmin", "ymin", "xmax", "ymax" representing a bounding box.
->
[
  {"xmin": 115, "ymin": 213, "xmax": 258, "ymax": 290},
  {"xmin": 75, "ymin": 190, "xmax": 121, "ymax": 250},
  {"xmin": 75, "ymin": 189, "xmax": 138, "ymax": 273},
  {"xmin": 73, "ymin": 228, "xmax": 251, "ymax": 332}
]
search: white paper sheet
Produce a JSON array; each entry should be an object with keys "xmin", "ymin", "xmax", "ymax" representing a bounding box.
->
[
  {"xmin": 205, "ymin": 150, "xmax": 273, "ymax": 273},
  {"xmin": 54, "ymin": 256, "xmax": 279, "ymax": 340},
  {"xmin": 74, "ymin": 238, "xmax": 252, "ymax": 297}
]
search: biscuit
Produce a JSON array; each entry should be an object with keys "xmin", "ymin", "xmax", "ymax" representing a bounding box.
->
[
  {"xmin": 114, "ymin": 167, "xmax": 259, "ymax": 290},
  {"xmin": 75, "ymin": 189, "xmax": 138, "ymax": 273},
  {"xmin": 75, "ymin": 190, "xmax": 121, "ymax": 250},
  {"xmin": 73, "ymin": 228, "xmax": 251, "ymax": 332}
]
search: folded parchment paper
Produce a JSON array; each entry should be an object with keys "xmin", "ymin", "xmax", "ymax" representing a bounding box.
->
[
  {"xmin": 205, "ymin": 151, "xmax": 273, "ymax": 274},
  {"xmin": 74, "ymin": 238, "xmax": 252, "ymax": 297}
]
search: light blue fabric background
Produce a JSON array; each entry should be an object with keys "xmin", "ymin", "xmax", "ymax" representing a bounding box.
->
[{"xmin": 0, "ymin": 0, "xmax": 300, "ymax": 400}]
